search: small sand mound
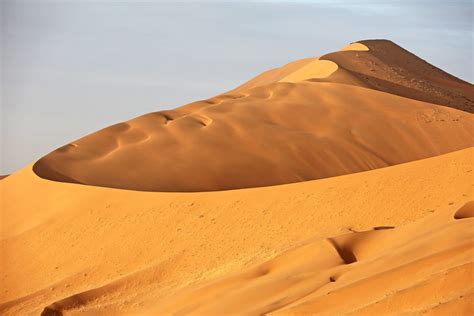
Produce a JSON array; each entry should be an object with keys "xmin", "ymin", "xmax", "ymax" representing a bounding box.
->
[{"xmin": 454, "ymin": 201, "xmax": 474, "ymax": 219}]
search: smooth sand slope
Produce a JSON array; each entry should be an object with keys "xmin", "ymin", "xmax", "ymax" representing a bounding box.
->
[
  {"xmin": 32, "ymin": 41, "xmax": 474, "ymax": 192},
  {"xmin": 1, "ymin": 148, "xmax": 473, "ymax": 315},
  {"xmin": 153, "ymin": 201, "xmax": 474, "ymax": 316}
]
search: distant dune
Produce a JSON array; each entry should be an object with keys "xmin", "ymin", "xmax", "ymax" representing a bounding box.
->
[
  {"xmin": 1, "ymin": 40, "xmax": 473, "ymax": 315},
  {"xmin": 32, "ymin": 40, "xmax": 474, "ymax": 192}
]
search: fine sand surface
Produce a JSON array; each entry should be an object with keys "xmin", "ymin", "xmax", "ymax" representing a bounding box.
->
[
  {"xmin": 0, "ymin": 149, "xmax": 474, "ymax": 315},
  {"xmin": 1, "ymin": 148, "xmax": 473, "ymax": 315},
  {"xmin": 1, "ymin": 39, "xmax": 474, "ymax": 315}
]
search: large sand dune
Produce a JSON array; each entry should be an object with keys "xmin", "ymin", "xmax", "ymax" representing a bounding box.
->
[
  {"xmin": 1, "ymin": 40, "xmax": 473, "ymax": 315},
  {"xmin": 32, "ymin": 41, "xmax": 474, "ymax": 192}
]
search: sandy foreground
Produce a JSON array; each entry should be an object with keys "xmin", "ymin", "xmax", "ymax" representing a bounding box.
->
[
  {"xmin": 1, "ymin": 148, "xmax": 473, "ymax": 315},
  {"xmin": 1, "ymin": 40, "xmax": 474, "ymax": 315}
]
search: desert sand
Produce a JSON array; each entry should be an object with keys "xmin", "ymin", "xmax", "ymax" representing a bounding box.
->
[
  {"xmin": 33, "ymin": 40, "xmax": 473, "ymax": 192},
  {"xmin": 1, "ymin": 148, "xmax": 473, "ymax": 315},
  {"xmin": 1, "ymin": 40, "xmax": 473, "ymax": 315}
]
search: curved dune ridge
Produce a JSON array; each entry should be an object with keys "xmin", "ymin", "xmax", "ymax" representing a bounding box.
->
[
  {"xmin": 1, "ymin": 148, "xmax": 473, "ymax": 315},
  {"xmin": 32, "ymin": 40, "xmax": 474, "ymax": 192},
  {"xmin": 279, "ymin": 59, "xmax": 338, "ymax": 82},
  {"xmin": 339, "ymin": 42, "xmax": 370, "ymax": 52},
  {"xmin": 230, "ymin": 39, "xmax": 473, "ymax": 111}
]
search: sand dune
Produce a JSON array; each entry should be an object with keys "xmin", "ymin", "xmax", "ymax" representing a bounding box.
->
[
  {"xmin": 33, "ymin": 83, "xmax": 474, "ymax": 191},
  {"xmin": 316, "ymin": 40, "xmax": 474, "ymax": 112},
  {"xmin": 228, "ymin": 41, "xmax": 369, "ymax": 92},
  {"xmin": 32, "ymin": 40, "xmax": 474, "ymax": 192},
  {"xmin": 233, "ymin": 40, "xmax": 474, "ymax": 112},
  {"xmin": 1, "ymin": 148, "xmax": 472, "ymax": 315},
  {"xmin": 1, "ymin": 40, "xmax": 473, "ymax": 315}
]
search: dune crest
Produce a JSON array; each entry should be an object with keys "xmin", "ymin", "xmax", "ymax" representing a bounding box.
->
[
  {"xmin": 232, "ymin": 40, "xmax": 473, "ymax": 112},
  {"xmin": 317, "ymin": 40, "xmax": 474, "ymax": 111},
  {"xmin": 279, "ymin": 59, "xmax": 338, "ymax": 82},
  {"xmin": 339, "ymin": 42, "xmax": 369, "ymax": 51}
]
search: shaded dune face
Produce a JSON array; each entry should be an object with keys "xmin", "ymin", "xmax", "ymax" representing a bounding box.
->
[
  {"xmin": 33, "ymin": 40, "xmax": 474, "ymax": 192},
  {"xmin": 316, "ymin": 40, "xmax": 474, "ymax": 112}
]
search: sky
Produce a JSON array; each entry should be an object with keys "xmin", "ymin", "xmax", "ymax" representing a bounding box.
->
[{"xmin": 1, "ymin": 0, "xmax": 472, "ymax": 174}]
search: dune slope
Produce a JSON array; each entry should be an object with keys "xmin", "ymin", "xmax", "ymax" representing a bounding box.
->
[
  {"xmin": 316, "ymin": 40, "xmax": 474, "ymax": 112},
  {"xmin": 33, "ymin": 82, "xmax": 474, "ymax": 192},
  {"xmin": 0, "ymin": 148, "xmax": 472, "ymax": 315},
  {"xmin": 32, "ymin": 40, "xmax": 474, "ymax": 192},
  {"xmin": 152, "ymin": 203, "xmax": 474, "ymax": 316},
  {"xmin": 232, "ymin": 40, "xmax": 474, "ymax": 112}
]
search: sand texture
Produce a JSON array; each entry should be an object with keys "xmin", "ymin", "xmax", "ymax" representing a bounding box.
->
[
  {"xmin": 1, "ymin": 148, "xmax": 473, "ymax": 315},
  {"xmin": 1, "ymin": 40, "xmax": 473, "ymax": 315}
]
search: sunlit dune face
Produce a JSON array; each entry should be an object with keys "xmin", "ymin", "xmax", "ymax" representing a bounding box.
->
[
  {"xmin": 339, "ymin": 42, "xmax": 370, "ymax": 51},
  {"xmin": 32, "ymin": 81, "xmax": 474, "ymax": 192},
  {"xmin": 279, "ymin": 59, "xmax": 338, "ymax": 82}
]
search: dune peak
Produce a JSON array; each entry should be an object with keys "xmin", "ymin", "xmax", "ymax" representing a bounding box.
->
[{"xmin": 339, "ymin": 42, "xmax": 369, "ymax": 51}]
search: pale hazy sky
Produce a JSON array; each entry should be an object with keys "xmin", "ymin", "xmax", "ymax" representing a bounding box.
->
[{"xmin": 1, "ymin": 0, "xmax": 472, "ymax": 174}]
